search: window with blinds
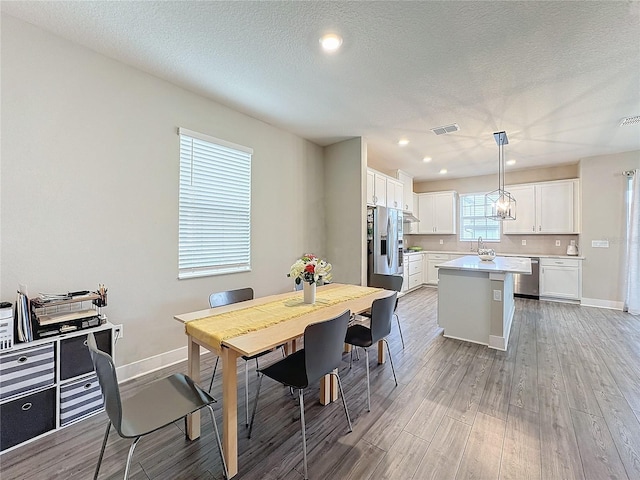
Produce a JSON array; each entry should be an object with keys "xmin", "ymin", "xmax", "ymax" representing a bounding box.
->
[
  {"xmin": 459, "ymin": 193, "xmax": 501, "ymax": 242},
  {"xmin": 178, "ymin": 128, "xmax": 252, "ymax": 279}
]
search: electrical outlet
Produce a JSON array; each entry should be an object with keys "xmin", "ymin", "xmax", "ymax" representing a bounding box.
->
[
  {"xmin": 493, "ymin": 290, "xmax": 502, "ymax": 301},
  {"xmin": 555, "ymin": 240, "xmax": 561, "ymax": 247},
  {"xmin": 521, "ymin": 239, "xmax": 526, "ymax": 246},
  {"xmin": 114, "ymin": 324, "xmax": 124, "ymax": 339},
  {"xmin": 439, "ymin": 239, "xmax": 443, "ymax": 245},
  {"xmin": 570, "ymin": 240, "xmax": 576, "ymax": 246}
]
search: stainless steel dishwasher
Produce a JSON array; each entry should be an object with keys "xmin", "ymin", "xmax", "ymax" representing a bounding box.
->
[{"xmin": 514, "ymin": 257, "xmax": 539, "ymax": 299}]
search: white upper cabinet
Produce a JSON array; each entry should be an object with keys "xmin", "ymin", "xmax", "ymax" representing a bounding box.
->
[
  {"xmin": 397, "ymin": 170, "xmax": 414, "ymax": 212},
  {"xmin": 417, "ymin": 191, "xmax": 457, "ymax": 234},
  {"xmin": 386, "ymin": 178, "xmax": 404, "ymax": 210},
  {"xmin": 367, "ymin": 168, "xmax": 405, "ymax": 209},
  {"xmin": 503, "ymin": 179, "xmax": 579, "ymax": 234},
  {"xmin": 367, "ymin": 169, "xmax": 388, "ymax": 206}
]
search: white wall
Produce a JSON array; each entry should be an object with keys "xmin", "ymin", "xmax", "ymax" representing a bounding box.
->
[
  {"xmin": 0, "ymin": 15, "xmax": 326, "ymax": 366},
  {"xmin": 324, "ymin": 138, "xmax": 367, "ymax": 286},
  {"xmin": 579, "ymin": 150, "xmax": 640, "ymax": 304}
]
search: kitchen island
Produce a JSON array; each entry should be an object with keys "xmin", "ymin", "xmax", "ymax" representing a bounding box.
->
[{"xmin": 436, "ymin": 255, "xmax": 531, "ymax": 350}]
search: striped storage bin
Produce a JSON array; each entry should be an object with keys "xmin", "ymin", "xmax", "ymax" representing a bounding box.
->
[
  {"xmin": 0, "ymin": 343, "xmax": 55, "ymax": 400},
  {"xmin": 59, "ymin": 374, "xmax": 103, "ymax": 426}
]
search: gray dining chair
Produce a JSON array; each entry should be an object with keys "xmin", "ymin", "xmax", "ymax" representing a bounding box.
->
[
  {"xmin": 345, "ymin": 292, "xmax": 398, "ymax": 411},
  {"xmin": 363, "ymin": 274, "xmax": 405, "ymax": 348},
  {"xmin": 207, "ymin": 287, "xmax": 285, "ymax": 427},
  {"xmin": 247, "ymin": 310, "xmax": 352, "ymax": 480},
  {"xmin": 87, "ymin": 333, "xmax": 227, "ymax": 480}
]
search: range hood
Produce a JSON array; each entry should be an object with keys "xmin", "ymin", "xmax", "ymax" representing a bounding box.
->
[{"xmin": 403, "ymin": 211, "xmax": 419, "ymax": 222}]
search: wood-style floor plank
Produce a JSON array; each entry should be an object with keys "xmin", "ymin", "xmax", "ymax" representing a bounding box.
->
[{"xmin": 2, "ymin": 290, "xmax": 638, "ymax": 480}]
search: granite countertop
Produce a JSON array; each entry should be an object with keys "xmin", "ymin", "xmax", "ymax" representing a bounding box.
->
[
  {"xmin": 436, "ymin": 255, "xmax": 532, "ymax": 274},
  {"xmin": 403, "ymin": 249, "xmax": 584, "ymax": 260}
]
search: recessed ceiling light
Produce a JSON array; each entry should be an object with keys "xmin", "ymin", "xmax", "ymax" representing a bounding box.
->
[
  {"xmin": 319, "ymin": 33, "xmax": 343, "ymax": 52},
  {"xmin": 398, "ymin": 139, "xmax": 409, "ymax": 146},
  {"xmin": 439, "ymin": 168, "xmax": 447, "ymax": 174},
  {"xmin": 422, "ymin": 156, "xmax": 432, "ymax": 163},
  {"xmin": 506, "ymin": 159, "xmax": 516, "ymax": 166}
]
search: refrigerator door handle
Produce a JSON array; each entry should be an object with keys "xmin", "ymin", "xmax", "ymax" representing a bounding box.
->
[{"xmin": 387, "ymin": 215, "xmax": 393, "ymax": 269}]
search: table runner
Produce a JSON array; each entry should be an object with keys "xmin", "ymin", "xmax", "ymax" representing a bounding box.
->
[{"xmin": 186, "ymin": 284, "xmax": 381, "ymax": 350}]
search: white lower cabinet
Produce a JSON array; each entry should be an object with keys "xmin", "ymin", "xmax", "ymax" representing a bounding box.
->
[
  {"xmin": 406, "ymin": 254, "xmax": 423, "ymax": 290},
  {"xmin": 401, "ymin": 255, "xmax": 409, "ymax": 292},
  {"xmin": 540, "ymin": 258, "xmax": 582, "ymax": 300},
  {"xmin": 426, "ymin": 253, "xmax": 449, "ymax": 285}
]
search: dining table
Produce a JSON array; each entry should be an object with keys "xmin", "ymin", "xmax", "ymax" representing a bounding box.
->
[{"xmin": 173, "ymin": 282, "xmax": 394, "ymax": 478}]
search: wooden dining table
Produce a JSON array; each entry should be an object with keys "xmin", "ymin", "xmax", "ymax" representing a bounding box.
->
[{"xmin": 173, "ymin": 283, "xmax": 394, "ymax": 478}]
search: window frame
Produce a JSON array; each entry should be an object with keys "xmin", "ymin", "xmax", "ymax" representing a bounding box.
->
[
  {"xmin": 177, "ymin": 127, "xmax": 252, "ymax": 280},
  {"xmin": 459, "ymin": 192, "xmax": 502, "ymax": 243}
]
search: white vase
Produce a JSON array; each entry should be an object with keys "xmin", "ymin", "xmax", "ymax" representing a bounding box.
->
[{"xmin": 303, "ymin": 282, "xmax": 316, "ymax": 304}]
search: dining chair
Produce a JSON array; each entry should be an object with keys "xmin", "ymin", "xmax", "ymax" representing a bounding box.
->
[
  {"xmin": 363, "ymin": 274, "xmax": 405, "ymax": 348},
  {"xmin": 247, "ymin": 310, "xmax": 352, "ymax": 480},
  {"xmin": 87, "ymin": 333, "xmax": 227, "ymax": 480},
  {"xmin": 207, "ymin": 287, "xmax": 285, "ymax": 427},
  {"xmin": 345, "ymin": 292, "xmax": 398, "ymax": 411}
]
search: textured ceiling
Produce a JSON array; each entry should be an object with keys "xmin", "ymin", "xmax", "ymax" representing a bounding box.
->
[{"xmin": 2, "ymin": 1, "xmax": 639, "ymax": 180}]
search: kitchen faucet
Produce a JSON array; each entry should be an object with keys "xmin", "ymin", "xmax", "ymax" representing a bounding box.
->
[{"xmin": 477, "ymin": 236, "xmax": 484, "ymax": 252}]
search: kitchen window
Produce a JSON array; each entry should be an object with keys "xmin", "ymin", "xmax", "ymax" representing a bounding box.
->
[
  {"xmin": 459, "ymin": 193, "xmax": 501, "ymax": 242},
  {"xmin": 178, "ymin": 128, "xmax": 252, "ymax": 279}
]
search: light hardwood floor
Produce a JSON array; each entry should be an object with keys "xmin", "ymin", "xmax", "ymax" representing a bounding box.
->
[{"xmin": 2, "ymin": 288, "xmax": 640, "ymax": 480}]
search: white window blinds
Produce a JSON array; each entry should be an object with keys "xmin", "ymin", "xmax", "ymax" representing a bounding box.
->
[
  {"xmin": 178, "ymin": 128, "xmax": 252, "ymax": 279},
  {"xmin": 460, "ymin": 193, "xmax": 501, "ymax": 242}
]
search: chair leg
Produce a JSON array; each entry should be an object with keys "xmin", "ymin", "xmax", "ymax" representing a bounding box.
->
[
  {"xmin": 298, "ymin": 389, "xmax": 308, "ymax": 480},
  {"xmin": 394, "ymin": 313, "xmax": 405, "ymax": 349},
  {"xmin": 245, "ymin": 360, "xmax": 250, "ymax": 427},
  {"xmin": 365, "ymin": 348, "xmax": 371, "ymax": 412},
  {"xmin": 94, "ymin": 421, "xmax": 111, "ymax": 480},
  {"xmin": 208, "ymin": 356, "xmax": 219, "ymax": 393},
  {"xmin": 248, "ymin": 373, "xmax": 263, "ymax": 438},
  {"xmin": 205, "ymin": 404, "xmax": 229, "ymax": 480},
  {"xmin": 384, "ymin": 339, "xmax": 398, "ymax": 386},
  {"xmin": 123, "ymin": 437, "xmax": 140, "ymax": 480},
  {"xmin": 332, "ymin": 372, "xmax": 352, "ymax": 432}
]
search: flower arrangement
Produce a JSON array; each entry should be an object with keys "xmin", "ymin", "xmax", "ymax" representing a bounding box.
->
[{"xmin": 288, "ymin": 254, "xmax": 332, "ymax": 285}]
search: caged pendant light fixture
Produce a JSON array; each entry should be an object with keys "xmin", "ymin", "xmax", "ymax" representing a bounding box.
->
[{"xmin": 485, "ymin": 131, "xmax": 516, "ymax": 221}]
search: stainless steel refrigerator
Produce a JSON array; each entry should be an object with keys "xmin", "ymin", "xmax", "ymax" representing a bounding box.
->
[{"xmin": 368, "ymin": 206, "xmax": 404, "ymax": 282}]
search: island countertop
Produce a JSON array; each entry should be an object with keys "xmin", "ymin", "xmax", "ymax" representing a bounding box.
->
[{"xmin": 436, "ymin": 255, "xmax": 532, "ymax": 275}]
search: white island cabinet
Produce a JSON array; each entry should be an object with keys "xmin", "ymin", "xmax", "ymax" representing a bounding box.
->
[{"xmin": 436, "ymin": 255, "xmax": 531, "ymax": 351}]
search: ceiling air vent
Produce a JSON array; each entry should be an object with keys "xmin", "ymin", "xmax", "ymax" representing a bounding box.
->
[
  {"xmin": 620, "ymin": 115, "xmax": 640, "ymax": 126},
  {"xmin": 430, "ymin": 123, "xmax": 460, "ymax": 135}
]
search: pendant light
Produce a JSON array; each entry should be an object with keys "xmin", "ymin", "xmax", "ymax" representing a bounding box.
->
[{"xmin": 485, "ymin": 131, "xmax": 516, "ymax": 221}]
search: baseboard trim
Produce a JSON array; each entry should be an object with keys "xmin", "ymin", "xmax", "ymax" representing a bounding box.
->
[
  {"xmin": 115, "ymin": 345, "xmax": 211, "ymax": 383},
  {"xmin": 580, "ymin": 298, "xmax": 624, "ymax": 310},
  {"xmin": 489, "ymin": 335, "xmax": 506, "ymax": 351}
]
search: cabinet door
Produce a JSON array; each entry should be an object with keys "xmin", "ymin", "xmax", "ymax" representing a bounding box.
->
[
  {"xmin": 401, "ymin": 256, "xmax": 409, "ymax": 292},
  {"xmin": 374, "ymin": 173, "xmax": 387, "ymax": 207},
  {"xmin": 366, "ymin": 170, "xmax": 375, "ymax": 206},
  {"xmin": 398, "ymin": 171, "xmax": 414, "ymax": 212},
  {"xmin": 394, "ymin": 181, "xmax": 404, "ymax": 210},
  {"xmin": 502, "ymin": 185, "xmax": 536, "ymax": 234},
  {"xmin": 537, "ymin": 181, "xmax": 574, "ymax": 233},
  {"xmin": 540, "ymin": 265, "xmax": 580, "ymax": 299},
  {"xmin": 417, "ymin": 194, "xmax": 435, "ymax": 233},
  {"xmin": 408, "ymin": 194, "xmax": 420, "ymax": 234},
  {"xmin": 434, "ymin": 193, "xmax": 456, "ymax": 234},
  {"xmin": 386, "ymin": 179, "xmax": 402, "ymax": 209}
]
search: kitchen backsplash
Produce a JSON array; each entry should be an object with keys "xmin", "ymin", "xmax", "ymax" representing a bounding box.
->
[{"xmin": 406, "ymin": 234, "xmax": 580, "ymax": 255}]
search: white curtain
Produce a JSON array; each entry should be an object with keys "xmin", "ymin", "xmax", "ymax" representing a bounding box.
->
[{"xmin": 626, "ymin": 170, "xmax": 640, "ymax": 315}]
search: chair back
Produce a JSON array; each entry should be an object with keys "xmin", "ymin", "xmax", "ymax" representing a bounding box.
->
[
  {"xmin": 209, "ymin": 287, "xmax": 254, "ymax": 308},
  {"xmin": 87, "ymin": 333, "xmax": 124, "ymax": 434},
  {"xmin": 370, "ymin": 293, "xmax": 397, "ymax": 343},
  {"xmin": 369, "ymin": 274, "xmax": 403, "ymax": 293},
  {"xmin": 303, "ymin": 310, "xmax": 350, "ymax": 385}
]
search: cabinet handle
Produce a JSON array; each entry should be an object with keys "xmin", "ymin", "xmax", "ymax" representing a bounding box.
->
[
  {"xmin": 17, "ymin": 356, "xmax": 28, "ymax": 363},
  {"xmin": 21, "ymin": 402, "xmax": 32, "ymax": 411},
  {"xmin": 532, "ymin": 226, "xmax": 535, "ymax": 232},
  {"xmin": 555, "ymin": 261, "xmax": 563, "ymax": 264},
  {"xmin": 539, "ymin": 225, "xmax": 542, "ymax": 231}
]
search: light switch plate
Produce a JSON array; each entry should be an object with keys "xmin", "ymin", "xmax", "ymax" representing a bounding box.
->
[
  {"xmin": 592, "ymin": 240, "xmax": 609, "ymax": 248},
  {"xmin": 493, "ymin": 290, "xmax": 502, "ymax": 301},
  {"xmin": 439, "ymin": 239, "xmax": 443, "ymax": 245},
  {"xmin": 521, "ymin": 240, "xmax": 526, "ymax": 246},
  {"xmin": 555, "ymin": 240, "xmax": 561, "ymax": 247}
]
